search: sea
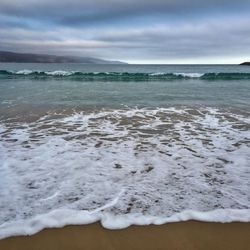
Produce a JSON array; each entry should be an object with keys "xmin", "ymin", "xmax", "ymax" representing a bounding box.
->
[{"xmin": 0, "ymin": 63, "xmax": 250, "ymax": 238}]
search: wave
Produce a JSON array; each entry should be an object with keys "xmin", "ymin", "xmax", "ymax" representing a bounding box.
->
[
  {"xmin": 0, "ymin": 107, "xmax": 249, "ymax": 238},
  {"xmin": 1, "ymin": 70, "xmax": 250, "ymax": 80},
  {"xmin": 1, "ymin": 208, "xmax": 249, "ymax": 239}
]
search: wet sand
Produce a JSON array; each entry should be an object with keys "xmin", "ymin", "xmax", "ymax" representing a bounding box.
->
[{"xmin": 0, "ymin": 221, "xmax": 250, "ymax": 250}]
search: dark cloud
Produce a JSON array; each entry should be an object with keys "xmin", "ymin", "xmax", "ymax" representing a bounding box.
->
[
  {"xmin": 0, "ymin": 0, "xmax": 250, "ymax": 63},
  {"xmin": 1, "ymin": 0, "xmax": 250, "ymax": 27}
]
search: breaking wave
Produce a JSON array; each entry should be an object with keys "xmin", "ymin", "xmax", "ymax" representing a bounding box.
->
[{"xmin": 1, "ymin": 70, "xmax": 250, "ymax": 80}]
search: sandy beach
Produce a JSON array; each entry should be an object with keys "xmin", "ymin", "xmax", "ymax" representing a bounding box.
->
[{"xmin": 0, "ymin": 221, "xmax": 250, "ymax": 250}]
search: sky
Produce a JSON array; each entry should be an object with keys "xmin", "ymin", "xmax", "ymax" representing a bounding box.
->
[{"xmin": 0, "ymin": 0, "xmax": 250, "ymax": 64}]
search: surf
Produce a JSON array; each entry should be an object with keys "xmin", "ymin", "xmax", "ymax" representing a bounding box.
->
[{"xmin": 2, "ymin": 70, "xmax": 250, "ymax": 81}]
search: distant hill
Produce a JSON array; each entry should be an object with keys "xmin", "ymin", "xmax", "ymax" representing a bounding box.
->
[
  {"xmin": 240, "ymin": 62, "xmax": 250, "ymax": 66},
  {"xmin": 0, "ymin": 51, "xmax": 127, "ymax": 64}
]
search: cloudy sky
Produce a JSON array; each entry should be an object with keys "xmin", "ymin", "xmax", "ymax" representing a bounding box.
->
[{"xmin": 0, "ymin": 0, "xmax": 250, "ymax": 63}]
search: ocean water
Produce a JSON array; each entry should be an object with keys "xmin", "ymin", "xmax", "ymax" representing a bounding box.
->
[{"xmin": 0, "ymin": 63, "xmax": 250, "ymax": 238}]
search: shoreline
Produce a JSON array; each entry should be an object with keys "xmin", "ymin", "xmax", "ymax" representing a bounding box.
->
[{"xmin": 0, "ymin": 221, "xmax": 250, "ymax": 250}]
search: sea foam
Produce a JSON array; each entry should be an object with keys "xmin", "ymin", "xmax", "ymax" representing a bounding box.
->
[
  {"xmin": 174, "ymin": 73, "xmax": 204, "ymax": 78},
  {"xmin": 0, "ymin": 107, "xmax": 249, "ymax": 239},
  {"xmin": 1, "ymin": 208, "xmax": 250, "ymax": 239}
]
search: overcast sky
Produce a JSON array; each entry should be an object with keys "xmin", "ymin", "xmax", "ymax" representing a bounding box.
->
[{"xmin": 0, "ymin": 0, "xmax": 250, "ymax": 63}]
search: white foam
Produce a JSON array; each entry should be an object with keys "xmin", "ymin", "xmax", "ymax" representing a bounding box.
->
[
  {"xmin": 45, "ymin": 70, "xmax": 74, "ymax": 76},
  {"xmin": 16, "ymin": 70, "xmax": 33, "ymax": 75},
  {"xmin": 149, "ymin": 72, "xmax": 165, "ymax": 76},
  {"xmin": 0, "ymin": 208, "xmax": 249, "ymax": 239},
  {"xmin": 0, "ymin": 107, "xmax": 249, "ymax": 239},
  {"xmin": 174, "ymin": 73, "xmax": 204, "ymax": 78}
]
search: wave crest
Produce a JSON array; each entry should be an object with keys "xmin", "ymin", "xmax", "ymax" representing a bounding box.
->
[{"xmin": 1, "ymin": 70, "xmax": 250, "ymax": 80}]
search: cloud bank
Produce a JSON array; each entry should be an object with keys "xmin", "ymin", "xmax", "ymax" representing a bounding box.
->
[{"xmin": 0, "ymin": 0, "xmax": 250, "ymax": 63}]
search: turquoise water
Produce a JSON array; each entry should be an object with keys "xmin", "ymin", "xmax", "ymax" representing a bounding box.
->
[
  {"xmin": 0, "ymin": 64, "xmax": 250, "ymax": 110},
  {"xmin": 0, "ymin": 63, "xmax": 250, "ymax": 238}
]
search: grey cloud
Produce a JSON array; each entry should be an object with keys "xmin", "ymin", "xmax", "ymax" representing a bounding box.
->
[
  {"xmin": 1, "ymin": 16, "xmax": 250, "ymax": 62},
  {"xmin": 1, "ymin": 0, "xmax": 250, "ymax": 27},
  {"xmin": 0, "ymin": 0, "xmax": 250, "ymax": 63}
]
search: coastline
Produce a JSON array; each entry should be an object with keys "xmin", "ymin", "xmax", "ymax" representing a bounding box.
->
[{"xmin": 0, "ymin": 221, "xmax": 250, "ymax": 250}]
